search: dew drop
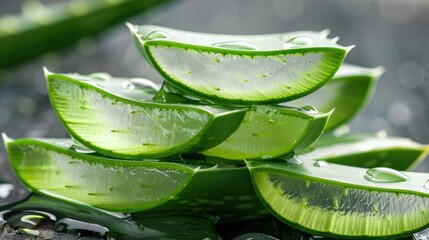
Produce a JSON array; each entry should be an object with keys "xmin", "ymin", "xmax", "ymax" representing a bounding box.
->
[
  {"xmin": 72, "ymin": 139, "xmax": 95, "ymax": 154},
  {"xmin": 283, "ymin": 36, "xmax": 314, "ymax": 48},
  {"xmin": 53, "ymin": 140, "xmax": 73, "ymax": 149},
  {"xmin": 364, "ymin": 167, "xmax": 410, "ymax": 183},
  {"xmin": 212, "ymin": 41, "xmax": 259, "ymax": 50},
  {"xmin": 286, "ymin": 154, "xmax": 304, "ymax": 165},
  {"xmin": 145, "ymin": 30, "xmax": 171, "ymax": 40},
  {"xmin": 298, "ymin": 105, "xmax": 318, "ymax": 114},
  {"xmin": 313, "ymin": 160, "xmax": 329, "ymax": 167},
  {"xmin": 122, "ymin": 80, "xmax": 135, "ymax": 90}
]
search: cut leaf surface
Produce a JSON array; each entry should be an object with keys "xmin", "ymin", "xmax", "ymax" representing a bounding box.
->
[
  {"xmin": 287, "ymin": 64, "xmax": 383, "ymax": 131},
  {"xmin": 247, "ymin": 157, "xmax": 429, "ymax": 238},
  {"xmin": 45, "ymin": 70, "xmax": 246, "ymax": 159},
  {"xmin": 128, "ymin": 24, "xmax": 351, "ymax": 104},
  {"xmin": 4, "ymin": 136, "xmax": 266, "ymax": 222},
  {"xmin": 201, "ymin": 106, "xmax": 331, "ymax": 161},
  {"xmin": 299, "ymin": 132, "xmax": 429, "ymax": 171}
]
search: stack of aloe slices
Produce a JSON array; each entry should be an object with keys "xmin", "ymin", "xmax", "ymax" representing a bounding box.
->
[{"xmin": 3, "ymin": 24, "xmax": 429, "ymax": 239}]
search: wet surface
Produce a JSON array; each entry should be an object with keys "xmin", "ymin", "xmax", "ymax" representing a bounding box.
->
[{"xmin": 1, "ymin": 0, "xmax": 429, "ymax": 239}]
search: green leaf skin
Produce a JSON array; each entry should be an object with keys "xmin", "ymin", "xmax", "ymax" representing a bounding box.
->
[
  {"xmin": 0, "ymin": 0, "xmax": 173, "ymax": 69},
  {"xmin": 201, "ymin": 106, "xmax": 332, "ymax": 161},
  {"xmin": 45, "ymin": 70, "xmax": 246, "ymax": 159},
  {"xmin": 287, "ymin": 64, "xmax": 384, "ymax": 131},
  {"xmin": 3, "ymin": 136, "xmax": 267, "ymax": 223},
  {"xmin": 299, "ymin": 132, "xmax": 429, "ymax": 171},
  {"xmin": 247, "ymin": 158, "xmax": 429, "ymax": 239},
  {"xmin": 0, "ymin": 195, "xmax": 221, "ymax": 239},
  {"xmin": 128, "ymin": 24, "xmax": 352, "ymax": 105}
]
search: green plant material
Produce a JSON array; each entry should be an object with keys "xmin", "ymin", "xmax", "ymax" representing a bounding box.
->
[
  {"xmin": 45, "ymin": 70, "xmax": 246, "ymax": 159},
  {"xmin": 0, "ymin": 195, "xmax": 221, "ymax": 239},
  {"xmin": 4, "ymin": 136, "xmax": 267, "ymax": 222},
  {"xmin": 201, "ymin": 105, "xmax": 332, "ymax": 161},
  {"xmin": 128, "ymin": 24, "xmax": 351, "ymax": 105},
  {"xmin": 0, "ymin": 0, "xmax": 173, "ymax": 69},
  {"xmin": 247, "ymin": 157, "xmax": 429, "ymax": 238},
  {"xmin": 299, "ymin": 132, "xmax": 429, "ymax": 171},
  {"xmin": 287, "ymin": 63, "xmax": 384, "ymax": 131}
]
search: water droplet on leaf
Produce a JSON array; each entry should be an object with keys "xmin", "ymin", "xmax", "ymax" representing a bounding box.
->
[
  {"xmin": 286, "ymin": 154, "xmax": 304, "ymax": 165},
  {"xmin": 283, "ymin": 36, "xmax": 314, "ymax": 48},
  {"xmin": 364, "ymin": 167, "xmax": 409, "ymax": 183},
  {"xmin": 314, "ymin": 160, "xmax": 329, "ymax": 167},
  {"xmin": 298, "ymin": 105, "xmax": 318, "ymax": 114},
  {"xmin": 212, "ymin": 41, "xmax": 259, "ymax": 50},
  {"xmin": 122, "ymin": 80, "xmax": 135, "ymax": 90},
  {"xmin": 145, "ymin": 30, "xmax": 171, "ymax": 40}
]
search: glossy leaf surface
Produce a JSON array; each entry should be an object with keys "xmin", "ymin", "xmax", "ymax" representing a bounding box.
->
[
  {"xmin": 287, "ymin": 64, "xmax": 383, "ymax": 131},
  {"xmin": 45, "ymin": 70, "xmax": 245, "ymax": 159},
  {"xmin": 299, "ymin": 132, "xmax": 429, "ymax": 171},
  {"xmin": 129, "ymin": 24, "xmax": 351, "ymax": 105},
  {"xmin": 248, "ymin": 157, "xmax": 429, "ymax": 238},
  {"xmin": 4, "ymin": 136, "xmax": 266, "ymax": 222},
  {"xmin": 201, "ymin": 105, "xmax": 331, "ymax": 161}
]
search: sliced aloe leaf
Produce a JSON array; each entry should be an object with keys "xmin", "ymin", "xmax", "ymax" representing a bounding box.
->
[
  {"xmin": 4, "ymin": 136, "xmax": 267, "ymax": 222},
  {"xmin": 287, "ymin": 64, "xmax": 384, "ymax": 131},
  {"xmin": 128, "ymin": 24, "xmax": 351, "ymax": 105},
  {"xmin": 299, "ymin": 132, "xmax": 429, "ymax": 171},
  {"xmin": 0, "ymin": 0, "xmax": 172, "ymax": 69},
  {"xmin": 247, "ymin": 157, "xmax": 429, "ymax": 238},
  {"xmin": 201, "ymin": 106, "xmax": 331, "ymax": 161},
  {"xmin": 0, "ymin": 195, "xmax": 220, "ymax": 239},
  {"xmin": 45, "ymin": 70, "xmax": 246, "ymax": 159}
]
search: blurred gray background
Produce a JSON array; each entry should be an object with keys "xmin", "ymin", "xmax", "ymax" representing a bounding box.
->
[{"xmin": 1, "ymin": 0, "xmax": 429, "ymax": 183}]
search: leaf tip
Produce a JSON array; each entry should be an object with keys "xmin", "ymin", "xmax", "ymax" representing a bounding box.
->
[
  {"xmin": 1, "ymin": 132, "xmax": 13, "ymax": 145},
  {"xmin": 345, "ymin": 45, "xmax": 356, "ymax": 52},
  {"xmin": 372, "ymin": 66, "xmax": 385, "ymax": 79},
  {"xmin": 43, "ymin": 66, "xmax": 52, "ymax": 76},
  {"xmin": 320, "ymin": 29, "xmax": 330, "ymax": 37}
]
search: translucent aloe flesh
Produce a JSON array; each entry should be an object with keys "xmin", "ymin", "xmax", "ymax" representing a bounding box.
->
[
  {"xmin": 287, "ymin": 64, "xmax": 383, "ymax": 131},
  {"xmin": 201, "ymin": 105, "xmax": 331, "ymax": 161},
  {"xmin": 247, "ymin": 158, "xmax": 429, "ymax": 238},
  {"xmin": 4, "ymin": 136, "xmax": 267, "ymax": 222},
  {"xmin": 128, "ymin": 24, "xmax": 351, "ymax": 104},
  {"xmin": 0, "ymin": 195, "xmax": 221, "ymax": 239},
  {"xmin": 0, "ymin": 0, "xmax": 172, "ymax": 69},
  {"xmin": 45, "ymin": 70, "xmax": 246, "ymax": 159},
  {"xmin": 299, "ymin": 132, "xmax": 429, "ymax": 171}
]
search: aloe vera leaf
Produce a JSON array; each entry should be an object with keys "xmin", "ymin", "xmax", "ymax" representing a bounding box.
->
[
  {"xmin": 287, "ymin": 64, "xmax": 384, "ymax": 131},
  {"xmin": 299, "ymin": 132, "xmax": 429, "ymax": 171},
  {"xmin": 45, "ymin": 70, "xmax": 246, "ymax": 159},
  {"xmin": 3, "ymin": 136, "xmax": 267, "ymax": 222},
  {"xmin": 0, "ymin": 0, "xmax": 172, "ymax": 69},
  {"xmin": 128, "ymin": 24, "xmax": 352, "ymax": 105},
  {"xmin": 0, "ymin": 195, "xmax": 221, "ymax": 239},
  {"xmin": 247, "ymin": 157, "xmax": 429, "ymax": 238},
  {"xmin": 201, "ymin": 106, "xmax": 331, "ymax": 161}
]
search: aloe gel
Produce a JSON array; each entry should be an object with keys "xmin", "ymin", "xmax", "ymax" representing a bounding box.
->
[
  {"xmin": 45, "ymin": 70, "xmax": 246, "ymax": 159},
  {"xmin": 129, "ymin": 24, "xmax": 351, "ymax": 104},
  {"xmin": 248, "ymin": 157, "xmax": 429, "ymax": 238},
  {"xmin": 4, "ymin": 135, "xmax": 267, "ymax": 223},
  {"xmin": 287, "ymin": 63, "xmax": 384, "ymax": 131},
  {"xmin": 201, "ymin": 105, "xmax": 331, "ymax": 161},
  {"xmin": 299, "ymin": 132, "xmax": 429, "ymax": 171}
]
